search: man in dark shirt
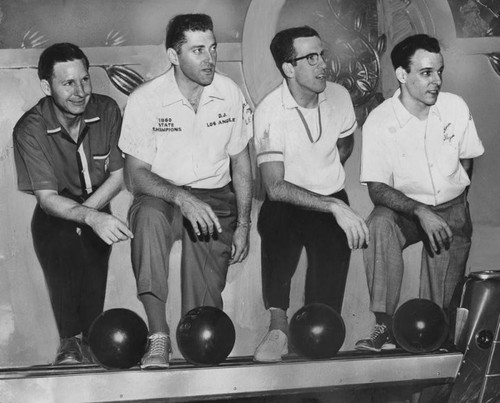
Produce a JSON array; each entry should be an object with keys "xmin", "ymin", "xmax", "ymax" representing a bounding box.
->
[{"xmin": 13, "ymin": 43, "xmax": 133, "ymax": 365}]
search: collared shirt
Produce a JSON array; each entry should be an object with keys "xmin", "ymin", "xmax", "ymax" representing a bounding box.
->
[
  {"xmin": 13, "ymin": 94, "xmax": 123, "ymax": 198},
  {"xmin": 360, "ymin": 89, "xmax": 484, "ymax": 205},
  {"xmin": 118, "ymin": 68, "xmax": 252, "ymax": 189},
  {"xmin": 254, "ymin": 79, "xmax": 357, "ymax": 195}
]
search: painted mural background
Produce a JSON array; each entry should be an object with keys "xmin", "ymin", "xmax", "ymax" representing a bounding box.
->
[
  {"xmin": 0, "ymin": 0, "xmax": 250, "ymax": 49},
  {"xmin": 447, "ymin": 0, "xmax": 500, "ymax": 37}
]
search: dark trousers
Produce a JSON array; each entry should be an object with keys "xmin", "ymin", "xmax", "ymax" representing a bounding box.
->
[
  {"xmin": 32, "ymin": 205, "xmax": 111, "ymax": 338},
  {"xmin": 258, "ymin": 190, "xmax": 351, "ymax": 313}
]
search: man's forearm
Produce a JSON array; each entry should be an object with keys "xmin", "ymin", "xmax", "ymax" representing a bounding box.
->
[
  {"xmin": 230, "ymin": 147, "xmax": 252, "ymax": 224},
  {"xmin": 125, "ymin": 163, "xmax": 187, "ymax": 206},
  {"xmin": 268, "ymin": 179, "xmax": 346, "ymax": 214},
  {"xmin": 367, "ymin": 181, "xmax": 423, "ymax": 216},
  {"xmin": 83, "ymin": 168, "xmax": 124, "ymax": 210},
  {"xmin": 37, "ymin": 191, "xmax": 106, "ymax": 226}
]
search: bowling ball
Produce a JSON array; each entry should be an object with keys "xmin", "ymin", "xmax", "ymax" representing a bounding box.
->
[
  {"xmin": 289, "ymin": 303, "xmax": 346, "ymax": 359},
  {"xmin": 88, "ymin": 308, "xmax": 148, "ymax": 369},
  {"xmin": 392, "ymin": 298, "xmax": 449, "ymax": 354},
  {"xmin": 176, "ymin": 306, "xmax": 235, "ymax": 366}
]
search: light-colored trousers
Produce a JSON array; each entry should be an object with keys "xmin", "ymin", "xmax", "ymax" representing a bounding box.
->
[
  {"xmin": 363, "ymin": 193, "xmax": 472, "ymax": 315},
  {"xmin": 128, "ymin": 186, "xmax": 236, "ymax": 315}
]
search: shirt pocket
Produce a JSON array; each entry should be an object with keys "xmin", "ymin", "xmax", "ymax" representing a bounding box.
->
[{"xmin": 93, "ymin": 150, "xmax": 111, "ymax": 177}]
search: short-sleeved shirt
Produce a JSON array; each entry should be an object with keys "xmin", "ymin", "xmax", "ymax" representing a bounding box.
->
[
  {"xmin": 254, "ymin": 80, "xmax": 357, "ymax": 195},
  {"xmin": 13, "ymin": 94, "xmax": 123, "ymax": 199},
  {"xmin": 118, "ymin": 68, "xmax": 252, "ymax": 189},
  {"xmin": 360, "ymin": 89, "xmax": 484, "ymax": 206}
]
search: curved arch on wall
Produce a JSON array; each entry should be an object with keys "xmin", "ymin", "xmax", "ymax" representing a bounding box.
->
[
  {"xmin": 241, "ymin": 0, "xmax": 285, "ymax": 107},
  {"xmin": 414, "ymin": 0, "xmax": 456, "ymax": 45},
  {"xmin": 241, "ymin": 0, "xmax": 457, "ymax": 108}
]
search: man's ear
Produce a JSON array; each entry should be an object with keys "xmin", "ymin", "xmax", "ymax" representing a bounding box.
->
[
  {"xmin": 282, "ymin": 62, "xmax": 294, "ymax": 79},
  {"xmin": 40, "ymin": 79, "xmax": 52, "ymax": 96},
  {"xmin": 167, "ymin": 48, "xmax": 179, "ymax": 66},
  {"xmin": 395, "ymin": 66, "xmax": 407, "ymax": 84}
]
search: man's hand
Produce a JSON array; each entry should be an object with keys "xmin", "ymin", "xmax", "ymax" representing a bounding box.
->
[
  {"xmin": 178, "ymin": 191, "xmax": 222, "ymax": 237},
  {"xmin": 330, "ymin": 201, "xmax": 369, "ymax": 250},
  {"xmin": 414, "ymin": 205, "xmax": 453, "ymax": 254},
  {"xmin": 85, "ymin": 211, "xmax": 134, "ymax": 245},
  {"xmin": 229, "ymin": 225, "xmax": 250, "ymax": 264}
]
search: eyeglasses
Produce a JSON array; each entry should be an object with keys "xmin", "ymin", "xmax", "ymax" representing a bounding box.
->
[{"xmin": 287, "ymin": 51, "xmax": 327, "ymax": 66}]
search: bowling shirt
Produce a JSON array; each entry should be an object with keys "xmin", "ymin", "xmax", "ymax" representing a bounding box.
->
[
  {"xmin": 254, "ymin": 80, "xmax": 357, "ymax": 196},
  {"xmin": 119, "ymin": 68, "xmax": 253, "ymax": 189},
  {"xmin": 361, "ymin": 89, "xmax": 484, "ymax": 206},
  {"xmin": 14, "ymin": 94, "xmax": 123, "ymax": 199}
]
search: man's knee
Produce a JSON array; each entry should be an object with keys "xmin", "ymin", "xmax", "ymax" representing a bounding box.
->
[
  {"xmin": 367, "ymin": 206, "xmax": 399, "ymax": 232},
  {"xmin": 130, "ymin": 196, "xmax": 175, "ymax": 233}
]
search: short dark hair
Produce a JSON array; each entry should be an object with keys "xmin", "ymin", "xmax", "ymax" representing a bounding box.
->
[
  {"xmin": 166, "ymin": 13, "xmax": 214, "ymax": 53},
  {"xmin": 37, "ymin": 43, "xmax": 89, "ymax": 81},
  {"xmin": 390, "ymin": 34, "xmax": 441, "ymax": 72},
  {"xmin": 270, "ymin": 26, "xmax": 320, "ymax": 78}
]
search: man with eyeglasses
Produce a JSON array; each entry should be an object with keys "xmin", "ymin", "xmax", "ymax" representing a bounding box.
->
[
  {"xmin": 253, "ymin": 26, "xmax": 369, "ymax": 362},
  {"xmin": 119, "ymin": 14, "xmax": 252, "ymax": 368}
]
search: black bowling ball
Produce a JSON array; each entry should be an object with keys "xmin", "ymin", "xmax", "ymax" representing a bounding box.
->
[
  {"xmin": 392, "ymin": 298, "xmax": 449, "ymax": 354},
  {"xmin": 176, "ymin": 306, "xmax": 235, "ymax": 366},
  {"xmin": 289, "ymin": 303, "xmax": 346, "ymax": 359},
  {"xmin": 88, "ymin": 308, "xmax": 148, "ymax": 369}
]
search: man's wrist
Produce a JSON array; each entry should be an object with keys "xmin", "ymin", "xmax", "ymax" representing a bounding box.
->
[
  {"xmin": 236, "ymin": 219, "xmax": 251, "ymax": 229},
  {"xmin": 413, "ymin": 203, "xmax": 430, "ymax": 219},
  {"xmin": 83, "ymin": 207, "xmax": 101, "ymax": 227}
]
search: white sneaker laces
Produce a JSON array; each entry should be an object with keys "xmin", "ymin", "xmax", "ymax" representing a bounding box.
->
[
  {"xmin": 148, "ymin": 334, "xmax": 169, "ymax": 356},
  {"xmin": 371, "ymin": 324, "xmax": 387, "ymax": 340}
]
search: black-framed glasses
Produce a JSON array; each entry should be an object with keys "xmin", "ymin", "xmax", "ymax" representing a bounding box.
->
[{"xmin": 287, "ymin": 50, "xmax": 327, "ymax": 66}]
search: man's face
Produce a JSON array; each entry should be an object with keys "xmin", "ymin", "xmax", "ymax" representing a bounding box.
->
[
  {"xmin": 176, "ymin": 30, "xmax": 217, "ymax": 87},
  {"xmin": 402, "ymin": 49, "xmax": 443, "ymax": 107},
  {"xmin": 290, "ymin": 36, "xmax": 327, "ymax": 95},
  {"xmin": 43, "ymin": 59, "xmax": 92, "ymax": 119}
]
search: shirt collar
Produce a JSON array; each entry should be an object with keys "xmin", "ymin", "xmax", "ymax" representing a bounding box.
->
[
  {"xmin": 391, "ymin": 88, "xmax": 442, "ymax": 127},
  {"xmin": 281, "ymin": 79, "xmax": 327, "ymax": 109},
  {"xmin": 161, "ymin": 67, "xmax": 225, "ymax": 107},
  {"xmin": 42, "ymin": 95, "xmax": 101, "ymax": 136}
]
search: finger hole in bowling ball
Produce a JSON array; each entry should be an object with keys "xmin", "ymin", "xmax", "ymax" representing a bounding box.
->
[{"xmin": 176, "ymin": 306, "xmax": 235, "ymax": 366}]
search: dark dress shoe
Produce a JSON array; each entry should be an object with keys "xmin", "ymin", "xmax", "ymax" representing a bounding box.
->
[{"xmin": 54, "ymin": 336, "xmax": 83, "ymax": 365}]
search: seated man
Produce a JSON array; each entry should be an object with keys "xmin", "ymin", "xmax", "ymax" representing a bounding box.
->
[
  {"xmin": 119, "ymin": 14, "xmax": 253, "ymax": 369},
  {"xmin": 13, "ymin": 43, "xmax": 132, "ymax": 365},
  {"xmin": 356, "ymin": 34, "xmax": 484, "ymax": 352},
  {"xmin": 253, "ymin": 26, "xmax": 369, "ymax": 362}
]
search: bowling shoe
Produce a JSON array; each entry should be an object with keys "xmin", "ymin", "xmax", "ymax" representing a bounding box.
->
[
  {"xmin": 54, "ymin": 336, "xmax": 84, "ymax": 365},
  {"xmin": 141, "ymin": 332, "xmax": 172, "ymax": 369},
  {"xmin": 253, "ymin": 329, "xmax": 288, "ymax": 362},
  {"xmin": 354, "ymin": 323, "xmax": 396, "ymax": 352}
]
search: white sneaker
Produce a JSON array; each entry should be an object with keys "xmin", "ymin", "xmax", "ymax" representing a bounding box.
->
[
  {"xmin": 141, "ymin": 332, "xmax": 171, "ymax": 369},
  {"xmin": 254, "ymin": 330, "xmax": 288, "ymax": 362}
]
